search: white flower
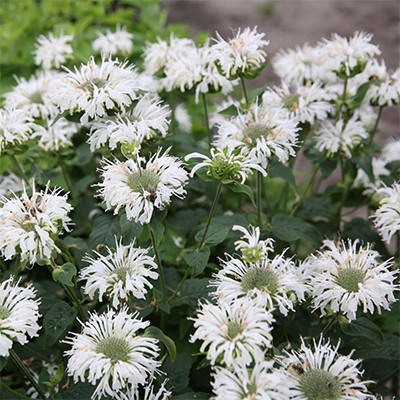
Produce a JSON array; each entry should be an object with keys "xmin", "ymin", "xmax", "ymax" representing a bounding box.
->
[
  {"xmin": 174, "ymin": 103, "xmax": 192, "ymax": 132},
  {"xmin": 0, "ymin": 173, "xmax": 23, "ymax": 197},
  {"xmin": 211, "ymin": 27, "xmax": 269, "ymax": 78},
  {"xmin": 381, "ymin": 136, "xmax": 400, "ymax": 164},
  {"xmin": 272, "ymin": 43, "xmax": 336, "ymax": 86},
  {"xmin": 190, "ymin": 298, "xmax": 275, "ymax": 367},
  {"xmin": 319, "ymin": 31, "xmax": 381, "ymax": 77},
  {"xmin": 313, "ymin": 117, "xmax": 368, "ymax": 158},
  {"xmin": 33, "ymin": 32, "xmax": 73, "ymax": 70},
  {"xmin": 80, "ymin": 238, "xmax": 158, "ymax": 308},
  {"xmin": 211, "ymin": 361, "xmax": 290, "ymax": 400},
  {"xmin": 64, "ymin": 307, "xmax": 160, "ymax": 400},
  {"xmin": 4, "ymin": 72, "xmax": 63, "ymax": 119},
  {"xmin": 51, "ymin": 56, "xmax": 142, "ymax": 124},
  {"xmin": 185, "ymin": 147, "xmax": 266, "ymax": 184},
  {"xmin": 32, "ymin": 117, "xmax": 77, "ymax": 152},
  {"xmin": 127, "ymin": 379, "xmax": 171, "ymax": 400},
  {"xmin": 0, "ymin": 278, "xmax": 41, "ymax": 357},
  {"xmin": 211, "ymin": 251, "xmax": 308, "ymax": 316},
  {"xmin": 261, "ymin": 82, "xmax": 334, "ymax": 124},
  {"xmin": 92, "ymin": 25, "xmax": 133, "ymax": 57},
  {"xmin": 214, "ymin": 103, "xmax": 299, "ymax": 168},
  {"xmin": 276, "ymin": 336, "xmax": 374, "ymax": 400},
  {"xmin": 0, "ymin": 108, "xmax": 38, "ymax": 155},
  {"xmin": 209, "ymin": 96, "xmax": 240, "ymax": 127},
  {"xmin": 98, "ymin": 148, "xmax": 189, "ymax": 224},
  {"xmin": 0, "ymin": 183, "xmax": 73, "ymax": 264},
  {"xmin": 232, "ymin": 224, "xmax": 274, "ymax": 263},
  {"xmin": 307, "ymin": 239, "xmax": 398, "ymax": 321},
  {"xmin": 88, "ymin": 95, "xmax": 170, "ymax": 152},
  {"xmin": 372, "ymin": 182, "xmax": 400, "ymax": 243},
  {"xmin": 369, "ymin": 67, "xmax": 400, "ymax": 106}
]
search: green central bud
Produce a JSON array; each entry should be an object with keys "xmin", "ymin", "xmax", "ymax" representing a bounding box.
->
[
  {"xmin": 241, "ymin": 267, "xmax": 279, "ymax": 294},
  {"xmin": 243, "ymin": 123, "xmax": 273, "ymax": 146},
  {"xmin": 242, "ymin": 246, "xmax": 264, "ymax": 263},
  {"xmin": 113, "ymin": 267, "xmax": 129, "ymax": 283},
  {"xmin": 299, "ymin": 369, "xmax": 342, "ymax": 400},
  {"xmin": 96, "ymin": 336, "xmax": 130, "ymax": 364},
  {"xmin": 336, "ymin": 268, "xmax": 366, "ymax": 292},
  {"xmin": 283, "ymin": 94, "xmax": 300, "ymax": 111},
  {"xmin": 227, "ymin": 321, "xmax": 242, "ymax": 339},
  {"xmin": 79, "ymin": 78, "xmax": 107, "ymax": 95},
  {"xmin": 29, "ymin": 91, "xmax": 44, "ymax": 104},
  {"xmin": 0, "ymin": 305, "xmax": 11, "ymax": 320},
  {"xmin": 128, "ymin": 170, "xmax": 160, "ymax": 197},
  {"xmin": 246, "ymin": 382, "xmax": 258, "ymax": 395}
]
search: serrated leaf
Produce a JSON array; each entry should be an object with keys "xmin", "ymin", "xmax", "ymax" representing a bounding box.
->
[
  {"xmin": 120, "ymin": 213, "xmax": 142, "ymax": 244},
  {"xmin": 195, "ymin": 224, "xmax": 230, "ymax": 246},
  {"xmin": 52, "ymin": 263, "xmax": 76, "ymax": 287},
  {"xmin": 228, "ymin": 182, "xmax": 256, "ymax": 206},
  {"xmin": 144, "ymin": 326, "xmax": 176, "ymax": 363},
  {"xmin": 340, "ymin": 317, "xmax": 383, "ymax": 342},
  {"xmin": 182, "ymin": 247, "xmax": 210, "ymax": 276},
  {"xmin": 269, "ymin": 214, "xmax": 322, "ymax": 245},
  {"xmin": 88, "ymin": 214, "xmax": 121, "ymax": 249},
  {"xmin": 161, "ymin": 353, "xmax": 190, "ymax": 394},
  {"xmin": 269, "ymin": 161, "xmax": 296, "ymax": 186},
  {"xmin": 170, "ymin": 279, "xmax": 211, "ymax": 307},
  {"xmin": 354, "ymin": 334, "xmax": 400, "ymax": 360},
  {"xmin": 350, "ymin": 79, "xmax": 380, "ymax": 108},
  {"xmin": 43, "ymin": 301, "xmax": 77, "ymax": 347}
]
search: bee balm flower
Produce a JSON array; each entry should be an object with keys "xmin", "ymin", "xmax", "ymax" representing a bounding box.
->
[{"xmin": 92, "ymin": 25, "xmax": 133, "ymax": 57}]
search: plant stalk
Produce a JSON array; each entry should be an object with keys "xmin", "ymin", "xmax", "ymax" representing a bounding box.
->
[
  {"xmin": 148, "ymin": 225, "xmax": 167, "ymax": 302},
  {"xmin": 8, "ymin": 154, "xmax": 30, "ymax": 189},
  {"xmin": 367, "ymin": 105, "xmax": 384, "ymax": 148},
  {"xmin": 256, "ymin": 170, "xmax": 263, "ymax": 223},
  {"xmin": 240, "ymin": 75, "xmax": 249, "ymax": 105},
  {"xmin": 202, "ymin": 93, "xmax": 211, "ymax": 149}
]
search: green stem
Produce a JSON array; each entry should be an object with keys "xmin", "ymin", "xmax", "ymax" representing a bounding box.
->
[
  {"xmin": 9, "ymin": 349, "xmax": 46, "ymax": 399},
  {"xmin": 240, "ymin": 75, "xmax": 249, "ymax": 105},
  {"xmin": 337, "ymin": 156, "xmax": 347, "ymax": 232},
  {"xmin": 322, "ymin": 316, "xmax": 337, "ymax": 335},
  {"xmin": 337, "ymin": 77, "xmax": 348, "ymax": 121},
  {"xmin": 1, "ymin": 382, "xmax": 34, "ymax": 400},
  {"xmin": 256, "ymin": 170, "xmax": 263, "ymax": 223},
  {"xmin": 18, "ymin": 345, "xmax": 52, "ymax": 364},
  {"xmin": 367, "ymin": 105, "xmax": 384, "ymax": 148},
  {"xmin": 198, "ymin": 181, "xmax": 223, "ymax": 249},
  {"xmin": 202, "ymin": 93, "xmax": 211, "ymax": 149},
  {"xmin": 59, "ymin": 159, "xmax": 72, "ymax": 192},
  {"xmin": 8, "ymin": 154, "xmax": 30, "ymax": 189},
  {"xmin": 291, "ymin": 164, "xmax": 318, "ymax": 216},
  {"xmin": 168, "ymin": 266, "xmax": 192, "ymax": 303},
  {"xmin": 148, "ymin": 226, "xmax": 166, "ymax": 302}
]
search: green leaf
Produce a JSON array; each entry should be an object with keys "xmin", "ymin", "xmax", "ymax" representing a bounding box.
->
[
  {"xmin": 354, "ymin": 334, "xmax": 400, "ymax": 360},
  {"xmin": 241, "ymin": 60, "xmax": 270, "ymax": 80},
  {"xmin": 269, "ymin": 214, "xmax": 322, "ymax": 245},
  {"xmin": 173, "ymin": 393, "xmax": 210, "ymax": 400},
  {"xmin": 149, "ymin": 210, "xmax": 166, "ymax": 246},
  {"xmin": 43, "ymin": 301, "xmax": 77, "ymax": 347},
  {"xmin": 228, "ymin": 182, "xmax": 256, "ymax": 206},
  {"xmin": 52, "ymin": 263, "xmax": 76, "ymax": 287},
  {"xmin": 88, "ymin": 213, "xmax": 121, "ymax": 249},
  {"xmin": 340, "ymin": 317, "xmax": 383, "ymax": 342},
  {"xmin": 182, "ymin": 247, "xmax": 210, "ymax": 276},
  {"xmin": 50, "ymin": 110, "xmax": 70, "ymax": 127},
  {"xmin": 59, "ymin": 382, "xmax": 95, "ymax": 399},
  {"xmin": 144, "ymin": 326, "xmax": 176, "ymax": 363},
  {"xmin": 170, "ymin": 279, "xmax": 211, "ymax": 307},
  {"xmin": 350, "ymin": 79, "xmax": 380, "ymax": 108},
  {"xmin": 353, "ymin": 154, "xmax": 374, "ymax": 181},
  {"xmin": 218, "ymin": 104, "xmax": 239, "ymax": 117},
  {"xmin": 120, "ymin": 213, "xmax": 142, "ymax": 244},
  {"xmin": 161, "ymin": 353, "xmax": 191, "ymax": 394},
  {"xmin": 0, "ymin": 356, "xmax": 8, "ymax": 372},
  {"xmin": 195, "ymin": 224, "xmax": 230, "ymax": 246},
  {"xmin": 65, "ymin": 143, "xmax": 92, "ymax": 166},
  {"xmin": 269, "ymin": 161, "xmax": 296, "ymax": 186}
]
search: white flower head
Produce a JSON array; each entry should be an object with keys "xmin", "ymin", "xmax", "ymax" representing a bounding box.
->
[
  {"xmin": 92, "ymin": 25, "xmax": 133, "ymax": 57},
  {"xmin": 0, "ymin": 173, "xmax": 23, "ymax": 197},
  {"xmin": 64, "ymin": 307, "xmax": 160, "ymax": 400},
  {"xmin": 185, "ymin": 147, "xmax": 266, "ymax": 184},
  {"xmin": 190, "ymin": 298, "xmax": 275, "ymax": 367},
  {"xmin": 313, "ymin": 116, "xmax": 368, "ymax": 158},
  {"xmin": 51, "ymin": 56, "xmax": 142, "ymax": 124},
  {"xmin": 307, "ymin": 239, "xmax": 398, "ymax": 321},
  {"xmin": 381, "ymin": 136, "xmax": 400, "ymax": 165},
  {"xmin": 0, "ymin": 278, "xmax": 41, "ymax": 357},
  {"xmin": 261, "ymin": 81, "xmax": 334, "ymax": 124},
  {"xmin": 276, "ymin": 336, "xmax": 374, "ymax": 400},
  {"xmin": 211, "ymin": 27, "xmax": 269, "ymax": 78},
  {"xmin": 0, "ymin": 183, "xmax": 73, "ymax": 264},
  {"xmin": 372, "ymin": 182, "xmax": 400, "ymax": 243},
  {"xmin": 0, "ymin": 108, "xmax": 39, "ymax": 155},
  {"xmin": 98, "ymin": 147, "xmax": 189, "ymax": 225},
  {"xmin": 127, "ymin": 379, "xmax": 171, "ymax": 400},
  {"xmin": 33, "ymin": 32, "xmax": 73, "ymax": 70},
  {"xmin": 369, "ymin": 67, "xmax": 400, "ymax": 106},
  {"xmin": 174, "ymin": 103, "xmax": 192, "ymax": 132},
  {"xmin": 80, "ymin": 238, "xmax": 158, "ymax": 308},
  {"xmin": 32, "ymin": 117, "xmax": 78, "ymax": 152},
  {"xmin": 212, "ymin": 251, "xmax": 308, "ymax": 316},
  {"xmin": 211, "ymin": 361, "xmax": 291, "ymax": 400},
  {"xmin": 4, "ymin": 71, "xmax": 64, "ymax": 119},
  {"xmin": 232, "ymin": 224, "xmax": 274, "ymax": 263},
  {"xmin": 319, "ymin": 31, "xmax": 381, "ymax": 78},
  {"xmin": 214, "ymin": 103, "xmax": 299, "ymax": 168},
  {"xmin": 88, "ymin": 94, "xmax": 171, "ymax": 153}
]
